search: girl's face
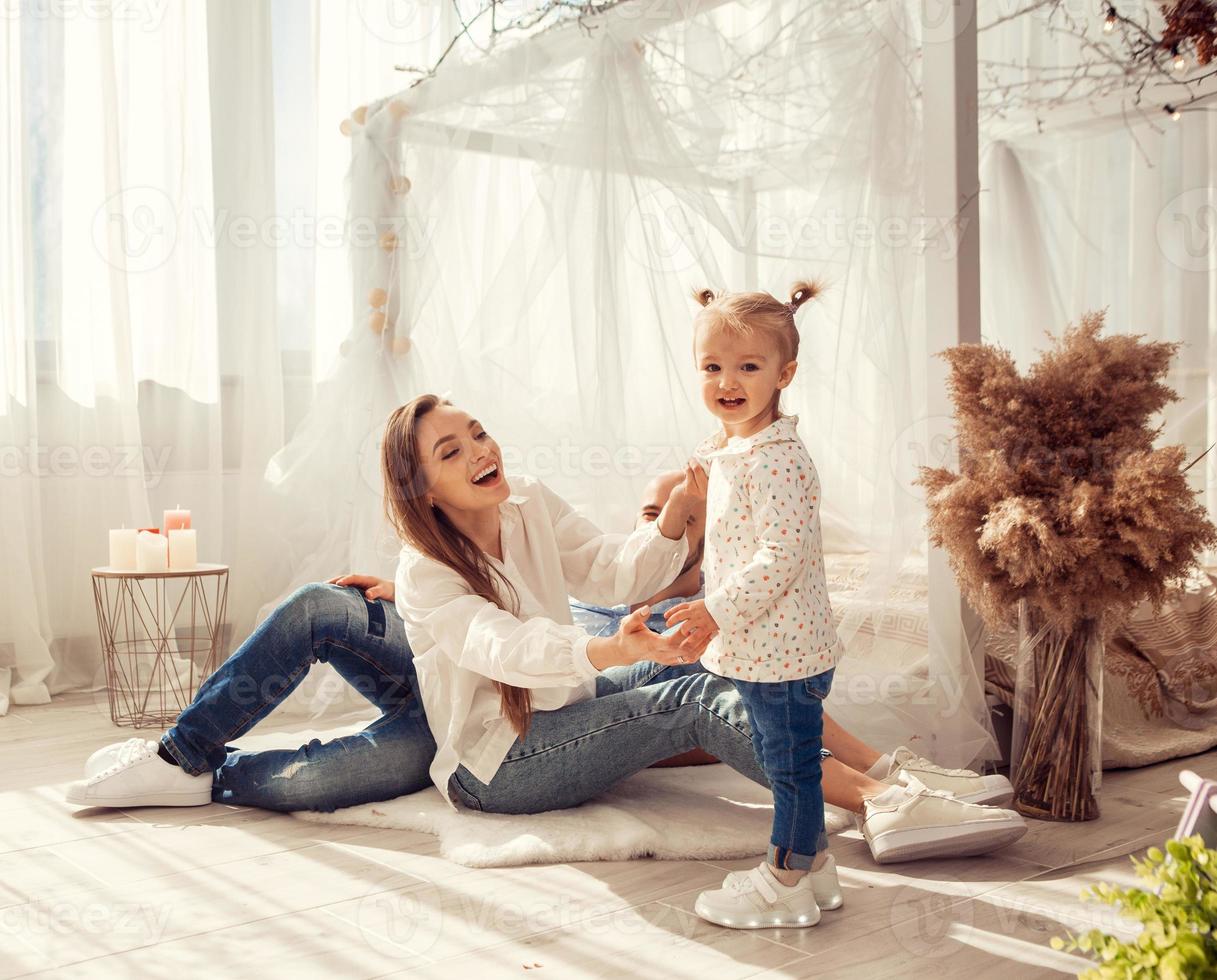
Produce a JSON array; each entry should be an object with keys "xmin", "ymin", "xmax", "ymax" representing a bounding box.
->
[
  {"xmin": 694, "ymin": 324, "xmax": 796, "ymax": 436},
  {"xmin": 416, "ymin": 404, "xmax": 510, "ymax": 514}
]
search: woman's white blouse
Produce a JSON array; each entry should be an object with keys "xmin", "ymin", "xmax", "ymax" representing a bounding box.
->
[
  {"xmin": 695, "ymin": 414, "xmax": 843, "ymax": 683},
  {"xmin": 394, "ymin": 474, "xmax": 688, "ymax": 805}
]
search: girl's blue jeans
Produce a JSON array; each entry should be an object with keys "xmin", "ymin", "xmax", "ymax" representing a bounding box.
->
[
  {"xmin": 732, "ymin": 670, "xmax": 835, "ymax": 870},
  {"xmin": 160, "ymin": 583, "xmax": 769, "ymax": 812}
]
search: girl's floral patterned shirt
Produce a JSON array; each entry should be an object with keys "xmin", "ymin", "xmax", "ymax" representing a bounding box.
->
[{"xmin": 695, "ymin": 414, "xmax": 843, "ymax": 682}]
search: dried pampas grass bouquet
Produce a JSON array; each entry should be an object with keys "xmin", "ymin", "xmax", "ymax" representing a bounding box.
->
[{"xmin": 916, "ymin": 311, "xmax": 1217, "ymax": 820}]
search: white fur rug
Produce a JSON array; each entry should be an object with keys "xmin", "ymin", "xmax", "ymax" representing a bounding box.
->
[{"xmin": 292, "ymin": 764, "xmax": 853, "ymax": 868}]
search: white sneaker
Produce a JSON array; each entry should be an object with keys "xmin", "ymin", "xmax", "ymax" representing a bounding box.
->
[
  {"xmin": 860, "ymin": 776, "xmax": 1027, "ymax": 864},
  {"xmin": 85, "ymin": 736, "xmax": 159, "ymax": 778},
  {"xmin": 65, "ymin": 738, "xmax": 212, "ymax": 808},
  {"xmin": 694, "ymin": 862, "xmax": 822, "ymax": 929},
  {"xmin": 721, "ymin": 852, "xmax": 843, "ymax": 911},
  {"xmin": 883, "ymin": 746, "xmax": 1014, "ymax": 806}
]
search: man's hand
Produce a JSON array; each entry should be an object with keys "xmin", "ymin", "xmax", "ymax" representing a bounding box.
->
[
  {"xmin": 326, "ymin": 574, "xmax": 394, "ymax": 602},
  {"xmin": 664, "ymin": 599, "xmax": 719, "ymax": 655}
]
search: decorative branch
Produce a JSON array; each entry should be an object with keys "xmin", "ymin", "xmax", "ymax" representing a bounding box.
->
[{"xmin": 977, "ymin": 1, "xmax": 1217, "ymax": 125}]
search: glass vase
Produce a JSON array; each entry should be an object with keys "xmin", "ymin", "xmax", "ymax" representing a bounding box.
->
[{"xmin": 1009, "ymin": 599, "xmax": 1104, "ymax": 821}]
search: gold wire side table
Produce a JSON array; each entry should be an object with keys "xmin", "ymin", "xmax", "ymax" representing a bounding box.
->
[{"xmin": 91, "ymin": 564, "xmax": 230, "ymax": 728}]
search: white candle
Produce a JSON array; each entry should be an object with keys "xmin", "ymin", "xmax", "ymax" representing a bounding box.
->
[
  {"xmin": 135, "ymin": 531, "xmax": 169, "ymax": 572},
  {"xmin": 168, "ymin": 529, "xmax": 197, "ymax": 570},
  {"xmin": 109, "ymin": 528, "xmax": 137, "ymax": 571},
  {"xmin": 163, "ymin": 506, "xmax": 191, "ymax": 534}
]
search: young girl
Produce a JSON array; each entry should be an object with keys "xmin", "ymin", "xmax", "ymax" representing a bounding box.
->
[{"xmin": 666, "ymin": 281, "xmax": 846, "ymax": 929}]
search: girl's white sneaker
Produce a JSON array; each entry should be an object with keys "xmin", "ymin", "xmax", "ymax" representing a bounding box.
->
[
  {"xmin": 694, "ymin": 863, "xmax": 822, "ymax": 929},
  {"xmin": 65, "ymin": 738, "xmax": 211, "ymax": 808},
  {"xmin": 719, "ymin": 852, "xmax": 843, "ymax": 911}
]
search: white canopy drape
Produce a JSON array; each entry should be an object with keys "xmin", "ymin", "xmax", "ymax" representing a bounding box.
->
[{"xmin": 254, "ymin": 1, "xmax": 998, "ymax": 764}]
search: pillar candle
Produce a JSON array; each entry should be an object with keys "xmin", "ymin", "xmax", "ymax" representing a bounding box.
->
[
  {"xmin": 135, "ymin": 531, "xmax": 169, "ymax": 572},
  {"xmin": 168, "ymin": 529, "xmax": 198, "ymax": 570},
  {"xmin": 163, "ymin": 506, "xmax": 191, "ymax": 533},
  {"xmin": 108, "ymin": 529, "xmax": 137, "ymax": 571}
]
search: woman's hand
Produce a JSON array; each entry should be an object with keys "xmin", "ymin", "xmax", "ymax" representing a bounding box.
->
[
  {"xmin": 587, "ymin": 606, "xmax": 702, "ymax": 669},
  {"xmin": 620, "ymin": 606, "xmax": 703, "ymax": 666},
  {"xmin": 664, "ymin": 599, "xmax": 719, "ymax": 651},
  {"xmin": 327, "ymin": 574, "xmax": 395, "ymax": 603}
]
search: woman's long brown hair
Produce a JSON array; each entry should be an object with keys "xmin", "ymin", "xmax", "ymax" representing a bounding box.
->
[{"xmin": 381, "ymin": 394, "xmax": 534, "ymax": 738}]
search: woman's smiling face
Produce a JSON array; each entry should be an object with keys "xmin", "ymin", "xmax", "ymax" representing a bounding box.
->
[{"xmin": 416, "ymin": 404, "xmax": 510, "ymax": 513}]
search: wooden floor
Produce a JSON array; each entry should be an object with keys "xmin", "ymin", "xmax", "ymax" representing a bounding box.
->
[{"xmin": 2, "ymin": 692, "xmax": 1210, "ymax": 979}]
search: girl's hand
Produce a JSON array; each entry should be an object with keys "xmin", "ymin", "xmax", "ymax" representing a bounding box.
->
[
  {"xmin": 327, "ymin": 574, "xmax": 395, "ymax": 603},
  {"xmin": 664, "ymin": 599, "xmax": 719, "ymax": 652},
  {"xmin": 657, "ymin": 462, "xmax": 708, "ymax": 541},
  {"xmin": 671, "ymin": 462, "xmax": 708, "ymax": 506}
]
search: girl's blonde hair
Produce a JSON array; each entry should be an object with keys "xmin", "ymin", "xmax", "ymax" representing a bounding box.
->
[
  {"xmin": 382, "ymin": 394, "xmax": 534, "ymax": 739},
  {"xmin": 691, "ymin": 279, "xmax": 823, "ymax": 364}
]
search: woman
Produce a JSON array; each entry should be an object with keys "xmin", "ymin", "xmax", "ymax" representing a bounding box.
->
[{"xmin": 64, "ymin": 396, "xmax": 763, "ymax": 814}]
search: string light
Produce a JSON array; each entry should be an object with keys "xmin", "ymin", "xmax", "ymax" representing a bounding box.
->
[
  {"xmin": 1103, "ymin": 5, "xmax": 1117, "ymax": 33},
  {"xmin": 1165, "ymin": 103, "xmax": 1182, "ymax": 120},
  {"xmin": 1172, "ymin": 45, "xmax": 1188, "ymax": 72}
]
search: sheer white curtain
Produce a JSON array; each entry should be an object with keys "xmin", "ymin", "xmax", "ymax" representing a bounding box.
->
[
  {"xmin": 0, "ymin": 0, "xmax": 470, "ymax": 717},
  {"xmin": 1, "ymin": 12, "xmax": 51, "ymax": 714},
  {"xmin": 2, "ymin": 2, "xmax": 222, "ymax": 711},
  {"xmin": 0, "ymin": 2, "xmax": 218, "ymax": 711}
]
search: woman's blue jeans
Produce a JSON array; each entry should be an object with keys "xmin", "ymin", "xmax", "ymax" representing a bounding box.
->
[
  {"xmin": 161, "ymin": 583, "xmax": 435, "ymax": 812},
  {"xmin": 448, "ymin": 659, "xmax": 767, "ymax": 813},
  {"xmin": 160, "ymin": 583, "xmax": 769, "ymax": 813}
]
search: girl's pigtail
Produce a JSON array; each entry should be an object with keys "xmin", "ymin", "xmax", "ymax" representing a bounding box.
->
[{"xmin": 789, "ymin": 279, "xmax": 824, "ymax": 312}]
